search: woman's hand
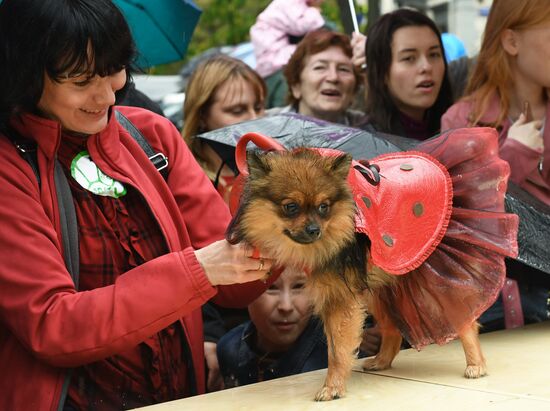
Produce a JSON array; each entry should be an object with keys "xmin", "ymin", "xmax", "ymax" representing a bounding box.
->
[
  {"xmin": 351, "ymin": 32, "xmax": 367, "ymax": 69},
  {"xmin": 204, "ymin": 341, "xmax": 224, "ymax": 392},
  {"xmin": 508, "ymin": 112, "xmax": 544, "ymax": 151},
  {"xmin": 195, "ymin": 240, "xmax": 274, "ymax": 286}
]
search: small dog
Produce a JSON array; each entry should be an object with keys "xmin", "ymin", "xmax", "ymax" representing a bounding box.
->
[{"xmin": 227, "ymin": 143, "xmax": 510, "ymax": 401}]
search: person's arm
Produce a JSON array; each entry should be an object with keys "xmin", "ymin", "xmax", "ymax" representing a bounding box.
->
[
  {"xmin": 351, "ymin": 32, "xmax": 366, "ymax": 70},
  {"xmin": 0, "ymin": 151, "xmax": 212, "ymax": 367},
  {"xmin": 120, "ymin": 107, "xmax": 279, "ymax": 307}
]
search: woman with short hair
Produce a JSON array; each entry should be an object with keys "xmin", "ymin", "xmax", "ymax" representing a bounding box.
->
[{"xmin": 272, "ymin": 29, "xmax": 363, "ymax": 126}]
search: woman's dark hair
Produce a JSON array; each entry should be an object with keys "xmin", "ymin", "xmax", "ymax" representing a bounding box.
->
[
  {"xmin": 283, "ymin": 29, "xmax": 362, "ymax": 107},
  {"xmin": 364, "ymin": 8, "xmax": 453, "ymax": 136},
  {"xmin": 0, "ymin": 0, "xmax": 136, "ymax": 128}
]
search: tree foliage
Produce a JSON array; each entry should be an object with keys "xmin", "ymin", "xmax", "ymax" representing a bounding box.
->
[{"xmin": 151, "ymin": 0, "xmax": 343, "ymax": 74}]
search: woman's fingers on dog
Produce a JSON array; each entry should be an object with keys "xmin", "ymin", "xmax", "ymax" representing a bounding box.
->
[
  {"xmin": 241, "ymin": 243, "xmax": 273, "ymax": 261},
  {"xmin": 244, "ymin": 256, "xmax": 274, "ymax": 273},
  {"xmin": 195, "ymin": 240, "xmax": 273, "ymax": 285}
]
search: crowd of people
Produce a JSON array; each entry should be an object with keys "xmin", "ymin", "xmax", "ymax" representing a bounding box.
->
[{"xmin": 0, "ymin": 0, "xmax": 548, "ymax": 409}]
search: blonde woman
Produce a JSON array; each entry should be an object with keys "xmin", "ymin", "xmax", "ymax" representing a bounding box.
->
[{"xmin": 182, "ymin": 55, "xmax": 267, "ymax": 203}]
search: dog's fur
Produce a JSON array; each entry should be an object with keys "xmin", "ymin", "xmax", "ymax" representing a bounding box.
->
[{"xmin": 227, "ymin": 148, "xmax": 486, "ymax": 401}]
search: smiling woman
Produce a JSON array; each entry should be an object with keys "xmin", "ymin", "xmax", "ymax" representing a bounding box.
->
[
  {"xmin": 0, "ymin": 1, "xmax": 277, "ymax": 409},
  {"xmin": 38, "ymin": 69, "xmax": 128, "ymax": 135},
  {"xmin": 269, "ymin": 29, "xmax": 364, "ymax": 126},
  {"xmin": 361, "ymin": 8, "xmax": 453, "ymax": 140}
]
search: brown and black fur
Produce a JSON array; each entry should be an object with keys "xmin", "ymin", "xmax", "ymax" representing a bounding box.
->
[{"xmin": 227, "ymin": 148, "xmax": 486, "ymax": 401}]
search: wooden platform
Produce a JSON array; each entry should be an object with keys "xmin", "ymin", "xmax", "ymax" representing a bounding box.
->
[{"xmin": 134, "ymin": 321, "xmax": 550, "ymax": 410}]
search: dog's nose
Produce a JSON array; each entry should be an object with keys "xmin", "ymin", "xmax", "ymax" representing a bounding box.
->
[{"xmin": 305, "ymin": 223, "xmax": 321, "ymax": 239}]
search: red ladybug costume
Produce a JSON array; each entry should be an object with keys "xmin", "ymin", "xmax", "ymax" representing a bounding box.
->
[{"xmin": 231, "ymin": 128, "xmax": 519, "ymax": 349}]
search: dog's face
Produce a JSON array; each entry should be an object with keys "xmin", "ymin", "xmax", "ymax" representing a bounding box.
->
[{"xmin": 235, "ymin": 148, "xmax": 356, "ymax": 270}]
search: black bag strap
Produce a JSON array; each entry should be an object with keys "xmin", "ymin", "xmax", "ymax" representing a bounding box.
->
[
  {"xmin": 114, "ymin": 110, "xmax": 169, "ymax": 179},
  {"xmin": 54, "ymin": 160, "xmax": 80, "ymax": 289},
  {"xmin": 7, "ymin": 133, "xmax": 42, "ymax": 186},
  {"xmin": 3, "ymin": 126, "xmax": 80, "ymax": 288}
]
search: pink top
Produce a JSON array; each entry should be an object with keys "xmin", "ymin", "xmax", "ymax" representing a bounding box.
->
[
  {"xmin": 250, "ymin": 0, "xmax": 324, "ymax": 77},
  {"xmin": 442, "ymin": 94, "xmax": 550, "ymax": 205}
]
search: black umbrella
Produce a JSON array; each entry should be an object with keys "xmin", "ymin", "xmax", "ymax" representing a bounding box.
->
[{"xmin": 196, "ymin": 113, "xmax": 550, "ymax": 278}]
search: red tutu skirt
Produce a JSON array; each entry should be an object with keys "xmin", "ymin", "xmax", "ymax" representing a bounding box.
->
[{"xmin": 355, "ymin": 128, "xmax": 519, "ymax": 349}]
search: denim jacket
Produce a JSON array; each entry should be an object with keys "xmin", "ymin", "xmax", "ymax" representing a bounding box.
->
[{"xmin": 217, "ymin": 317, "xmax": 328, "ymax": 387}]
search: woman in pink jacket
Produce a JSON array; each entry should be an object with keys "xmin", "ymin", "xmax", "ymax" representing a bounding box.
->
[
  {"xmin": 0, "ymin": 1, "xmax": 275, "ymax": 410},
  {"xmin": 441, "ymin": 0, "xmax": 550, "ymax": 333}
]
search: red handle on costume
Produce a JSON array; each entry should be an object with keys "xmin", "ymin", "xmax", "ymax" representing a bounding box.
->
[
  {"xmin": 235, "ymin": 132, "xmax": 286, "ymax": 176},
  {"xmin": 251, "ymin": 248, "xmax": 261, "ymax": 259}
]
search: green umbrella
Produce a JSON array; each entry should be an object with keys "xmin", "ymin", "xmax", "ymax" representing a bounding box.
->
[{"xmin": 114, "ymin": 0, "xmax": 202, "ymax": 68}]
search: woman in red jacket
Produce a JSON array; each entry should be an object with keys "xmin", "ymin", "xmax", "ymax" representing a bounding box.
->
[{"xmin": 0, "ymin": 1, "xmax": 274, "ymax": 410}]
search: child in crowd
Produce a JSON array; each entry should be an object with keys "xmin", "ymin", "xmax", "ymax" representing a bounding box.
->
[{"xmin": 217, "ymin": 268, "xmax": 328, "ymax": 387}]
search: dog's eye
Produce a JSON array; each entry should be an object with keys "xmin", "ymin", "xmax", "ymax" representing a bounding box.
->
[
  {"xmin": 283, "ymin": 202, "xmax": 300, "ymax": 216},
  {"xmin": 318, "ymin": 203, "xmax": 330, "ymax": 216}
]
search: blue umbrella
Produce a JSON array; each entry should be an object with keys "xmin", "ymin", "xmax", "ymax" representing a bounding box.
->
[{"xmin": 114, "ymin": 0, "xmax": 202, "ymax": 68}]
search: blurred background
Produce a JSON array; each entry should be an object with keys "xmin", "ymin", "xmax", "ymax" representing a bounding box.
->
[{"xmin": 131, "ymin": 0, "xmax": 494, "ymax": 127}]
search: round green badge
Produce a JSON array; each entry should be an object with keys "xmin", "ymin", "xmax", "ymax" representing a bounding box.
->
[{"xmin": 70, "ymin": 151, "xmax": 127, "ymax": 198}]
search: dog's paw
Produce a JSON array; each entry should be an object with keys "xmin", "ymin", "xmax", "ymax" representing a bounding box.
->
[
  {"xmin": 314, "ymin": 384, "xmax": 344, "ymax": 401},
  {"xmin": 361, "ymin": 357, "xmax": 391, "ymax": 371},
  {"xmin": 464, "ymin": 364, "xmax": 487, "ymax": 379}
]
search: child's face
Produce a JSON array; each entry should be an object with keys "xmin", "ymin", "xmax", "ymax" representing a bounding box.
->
[{"xmin": 248, "ymin": 268, "xmax": 313, "ymax": 353}]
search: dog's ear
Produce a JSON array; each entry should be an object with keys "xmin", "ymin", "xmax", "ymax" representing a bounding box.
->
[
  {"xmin": 247, "ymin": 150, "xmax": 271, "ymax": 178},
  {"xmin": 328, "ymin": 153, "xmax": 352, "ymax": 181}
]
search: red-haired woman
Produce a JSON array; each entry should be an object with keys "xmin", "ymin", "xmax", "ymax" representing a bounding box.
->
[
  {"xmin": 442, "ymin": 0, "xmax": 550, "ymax": 206},
  {"xmin": 442, "ymin": 0, "xmax": 550, "ymax": 332}
]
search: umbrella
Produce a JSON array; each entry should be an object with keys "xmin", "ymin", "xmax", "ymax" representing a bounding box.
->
[
  {"xmin": 196, "ymin": 113, "xmax": 415, "ymax": 172},
  {"xmin": 114, "ymin": 0, "xmax": 201, "ymax": 68},
  {"xmin": 197, "ymin": 113, "xmax": 550, "ymax": 278}
]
